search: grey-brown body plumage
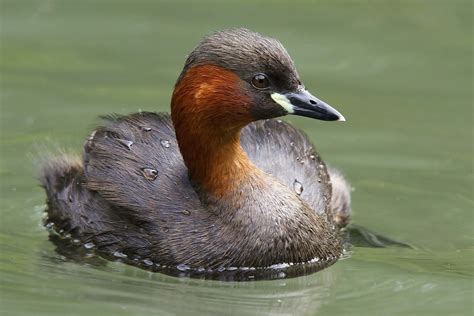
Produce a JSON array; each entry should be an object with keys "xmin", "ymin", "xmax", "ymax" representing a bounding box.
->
[{"xmin": 41, "ymin": 112, "xmax": 348, "ymax": 276}]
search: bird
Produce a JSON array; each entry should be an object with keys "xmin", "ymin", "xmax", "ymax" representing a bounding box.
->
[{"xmin": 39, "ymin": 28, "xmax": 352, "ymax": 280}]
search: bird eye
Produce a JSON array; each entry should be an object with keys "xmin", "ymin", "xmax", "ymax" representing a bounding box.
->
[{"xmin": 251, "ymin": 73, "xmax": 270, "ymax": 89}]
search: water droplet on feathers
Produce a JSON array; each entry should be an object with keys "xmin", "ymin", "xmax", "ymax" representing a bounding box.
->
[
  {"xmin": 113, "ymin": 251, "xmax": 127, "ymax": 258},
  {"xmin": 177, "ymin": 264, "xmax": 190, "ymax": 271},
  {"xmin": 293, "ymin": 180, "xmax": 303, "ymax": 195},
  {"xmin": 84, "ymin": 242, "xmax": 95, "ymax": 249},
  {"xmin": 118, "ymin": 139, "xmax": 134, "ymax": 150},
  {"xmin": 160, "ymin": 139, "xmax": 170, "ymax": 148},
  {"xmin": 142, "ymin": 168, "xmax": 158, "ymax": 181},
  {"xmin": 269, "ymin": 263, "xmax": 290, "ymax": 269},
  {"xmin": 142, "ymin": 259, "xmax": 153, "ymax": 266}
]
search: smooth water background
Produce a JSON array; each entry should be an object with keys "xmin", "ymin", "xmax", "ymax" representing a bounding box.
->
[{"xmin": 1, "ymin": 1, "xmax": 472, "ymax": 315}]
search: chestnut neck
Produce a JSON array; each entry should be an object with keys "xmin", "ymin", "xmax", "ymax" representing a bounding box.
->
[{"xmin": 171, "ymin": 64, "xmax": 259, "ymax": 197}]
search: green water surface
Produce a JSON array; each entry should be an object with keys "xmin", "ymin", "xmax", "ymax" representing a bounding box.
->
[{"xmin": 0, "ymin": 0, "xmax": 472, "ymax": 315}]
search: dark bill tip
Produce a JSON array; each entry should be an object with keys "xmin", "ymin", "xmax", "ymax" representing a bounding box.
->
[{"xmin": 271, "ymin": 90, "xmax": 345, "ymax": 122}]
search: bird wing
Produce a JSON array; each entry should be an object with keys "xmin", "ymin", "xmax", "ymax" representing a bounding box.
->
[
  {"xmin": 241, "ymin": 119, "xmax": 332, "ymax": 216},
  {"xmin": 83, "ymin": 112, "xmax": 201, "ymax": 215}
]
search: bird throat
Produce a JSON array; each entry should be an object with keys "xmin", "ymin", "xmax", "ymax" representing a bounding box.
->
[
  {"xmin": 171, "ymin": 64, "xmax": 260, "ymax": 198},
  {"xmin": 175, "ymin": 123, "xmax": 260, "ymax": 198}
]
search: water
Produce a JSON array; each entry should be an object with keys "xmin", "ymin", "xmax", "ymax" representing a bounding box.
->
[
  {"xmin": 160, "ymin": 139, "xmax": 171, "ymax": 148},
  {"xmin": 293, "ymin": 180, "xmax": 303, "ymax": 195},
  {"xmin": 141, "ymin": 168, "xmax": 158, "ymax": 181},
  {"xmin": 1, "ymin": 0, "xmax": 472, "ymax": 315}
]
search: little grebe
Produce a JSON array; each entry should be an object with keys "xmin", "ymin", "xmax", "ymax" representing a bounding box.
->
[{"xmin": 40, "ymin": 29, "xmax": 352, "ymax": 280}]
